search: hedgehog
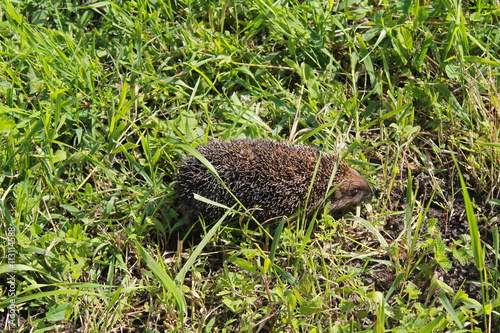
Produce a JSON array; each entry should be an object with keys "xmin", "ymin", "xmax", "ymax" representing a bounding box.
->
[{"xmin": 176, "ymin": 139, "xmax": 374, "ymax": 222}]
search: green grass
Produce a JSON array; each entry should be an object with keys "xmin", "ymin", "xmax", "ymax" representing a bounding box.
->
[{"xmin": 1, "ymin": 0, "xmax": 499, "ymax": 331}]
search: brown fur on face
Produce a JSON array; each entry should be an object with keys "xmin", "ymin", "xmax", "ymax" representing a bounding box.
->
[
  {"xmin": 327, "ymin": 167, "xmax": 374, "ymax": 213},
  {"xmin": 176, "ymin": 139, "xmax": 374, "ymax": 222}
]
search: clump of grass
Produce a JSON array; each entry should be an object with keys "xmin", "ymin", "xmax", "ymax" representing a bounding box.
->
[{"xmin": 1, "ymin": 0, "xmax": 499, "ymax": 331}]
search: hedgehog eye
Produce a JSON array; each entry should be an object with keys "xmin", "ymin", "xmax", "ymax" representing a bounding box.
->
[{"xmin": 350, "ymin": 189, "xmax": 359, "ymax": 197}]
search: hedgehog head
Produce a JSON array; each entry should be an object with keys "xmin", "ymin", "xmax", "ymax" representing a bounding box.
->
[{"xmin": 327, "ymin": 167, "xmax": 374, "ymax": 213}]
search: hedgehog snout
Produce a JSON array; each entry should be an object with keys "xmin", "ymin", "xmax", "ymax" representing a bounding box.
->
[
  {"xmin": 350, "ymin": 181, "xmax": 373, "ymax": 203},
  {"xmin": 325, "ymin": 180, "xmax": 371, "ymax": 213}
]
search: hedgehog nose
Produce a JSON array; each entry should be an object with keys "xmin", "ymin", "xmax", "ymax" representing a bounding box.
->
[{"xmin": 371, "ymin": 186, "xmax": 381, "ymax": 197}]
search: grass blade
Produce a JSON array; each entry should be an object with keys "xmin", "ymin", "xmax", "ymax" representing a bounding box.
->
[
  {"xmin": 175, "ymin": 210, "xmax": 230, "ymax": 283},
  {"xmin": 135, "ymin": 242, "xmax": 187, "ymax": 322},
  {"xmin": 451, "ymin": 153, "xmax": 484, "ymax": 270}
]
